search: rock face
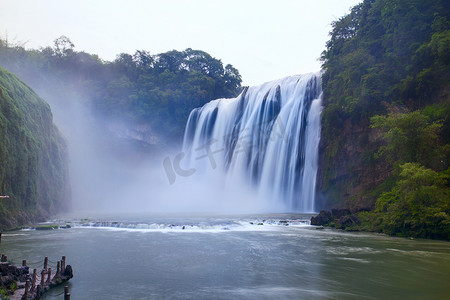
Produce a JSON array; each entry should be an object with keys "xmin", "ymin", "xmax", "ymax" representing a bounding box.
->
[
  {"xmin": 310, "ymin": 210, "xmax": 332, "ymax": 226},
  {"xmin": 331, "ymin": 208, "xmax": 351, "ymax": 219},
  {"xmin": 316, "ymin": 118, "xmax": 391, "ymax": 211},
  {"xmin": 0, "ymin": 66, "xmax": 71, "ymax": 229},
  {"xmin": 310, "ymin": 208, "xmax": 363, "ymax": 230}
]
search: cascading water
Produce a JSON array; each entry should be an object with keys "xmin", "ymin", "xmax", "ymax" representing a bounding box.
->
[{"xmin": 181, "ymin": 73, "xmax": 322, "ymax": 212}]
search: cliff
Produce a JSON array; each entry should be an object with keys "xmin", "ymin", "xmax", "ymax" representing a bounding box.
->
[
  {"xmin": 0, "ymin": 66, "xmax": 70, "ymax": 229},
  {"xmin": 317, "ymin": 0, "xmax": 449, "ymax": 239}
]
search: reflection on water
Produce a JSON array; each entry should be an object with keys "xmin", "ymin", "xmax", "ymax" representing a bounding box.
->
[{"xmin": 1, "ymin": 214, "xmax": 449, "ymax": 299}]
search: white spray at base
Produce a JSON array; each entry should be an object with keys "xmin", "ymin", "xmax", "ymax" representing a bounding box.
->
[{"xmin": 182, "ymin": 73, "xmax": 323, "ymax": 212}]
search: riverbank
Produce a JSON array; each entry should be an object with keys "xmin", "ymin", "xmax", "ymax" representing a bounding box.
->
[{"xmin": 310, "ymin": 209, "xmax": 450, "ymax": 241}]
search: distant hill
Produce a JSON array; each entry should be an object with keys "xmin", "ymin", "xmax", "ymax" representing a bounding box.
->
[{"xmin": 0, "ymin": 66, "xmax": 70, "ymax": 229}]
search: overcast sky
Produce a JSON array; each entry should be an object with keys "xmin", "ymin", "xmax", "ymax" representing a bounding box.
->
[{"xmin": 0, "ymin": 0, "xmax": 360, "ymax": 86}]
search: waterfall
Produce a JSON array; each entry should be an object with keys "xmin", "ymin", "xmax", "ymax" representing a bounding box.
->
[{"xmin": 181, "ymin": 73, "xmax": 322, "ymax": 212}]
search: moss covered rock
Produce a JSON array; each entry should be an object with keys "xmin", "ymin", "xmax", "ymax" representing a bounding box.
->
[{"xmin": 0, "ymin": 66, "xmax": 70, "ymax": 229}]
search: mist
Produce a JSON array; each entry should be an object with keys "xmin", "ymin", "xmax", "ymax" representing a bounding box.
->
[
  {"xmin": 0, "ymin": 42, "xmax": 323, "ymax": 215},
  {"xmin": 30, "ymin": 77, "xmax": 271, "ymax": 215}
]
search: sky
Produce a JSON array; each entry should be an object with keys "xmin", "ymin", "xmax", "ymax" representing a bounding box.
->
[{"xmin": 0, "ymin": 0, "xmax": 361, "ymax": 86}]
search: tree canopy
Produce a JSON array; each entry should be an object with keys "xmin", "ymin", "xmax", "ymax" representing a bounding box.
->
[{"xmin": 0, "ymin": 38, "xmax": 242, "ymax": 143}]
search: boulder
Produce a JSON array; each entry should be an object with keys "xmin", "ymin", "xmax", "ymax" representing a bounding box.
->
[
  {"xmin": 63, "ymin": 265, "xmax": 73, "ymax": 279},
  {"xmin": 337, "ymin": 215, "xmax": 361, "ymax": 229},
  {"xmin": 311, "ymin": 210, "xmax": 332, "ymax": 225},
  {"xmin": 0, "ymin": 262, "xmax": 9, "ymax": 275}
]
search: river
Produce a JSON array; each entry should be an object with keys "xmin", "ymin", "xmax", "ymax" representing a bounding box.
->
[{"xmin": 1, "ymin": 214, "xmax": 449, "ymax": 299}]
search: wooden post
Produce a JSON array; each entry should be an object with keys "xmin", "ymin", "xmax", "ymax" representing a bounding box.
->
[
  {"xmin": 40, "ymin": 270, "xmax": 45, "ymax": 288},
  {"xmin": 64, "ymin": 286, "xmax": 69, "ymax": 300},
  {"xmin": 61, "ymin": 256, "xmax": 66, "ymax": 274},
  {"xmin": 44, "ymin": 256, "xmax": 48, "ymax": 271},
  {"xmin": 36, "ymin": 284, "xmax": 41, "ymax": 299},
  {"xmin": 0, "ymin": 254, "xmax": 4, "ymax": 262},
  {"xmin": 2, "ymin": 255, "xmax": 6, "ymax": 262},
  {"xmin": 22, "ymin": 259, "xmax": 27, "ymax": 266},
  {"xmin": 46, "ymin": 267, "xmax": 52, "ymax": 283},
  {"xmin": 56, "ymin": 261, "xmax": 61, "ymax": 278},
  {"xmin": 66, "ymin": 293, "xmax": 71, "ymax": 300},
  {"xmin": 24, "ymin": 279, "xmax": 30, "ymax": 299},
  {"xmin": 32, "ymin": 268, "xmax": 37, "ymax": 291}
]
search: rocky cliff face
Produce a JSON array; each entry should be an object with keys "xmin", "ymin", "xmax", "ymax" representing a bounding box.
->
[
  {"xmin": 316, "ymin": 117, "xmax": 391, "ymax": 211},
  {"xmin": 0, "ymin": 67, "xmax": 70, "ymax": 229}
]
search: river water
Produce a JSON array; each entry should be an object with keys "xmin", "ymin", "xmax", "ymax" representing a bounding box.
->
[{"xmin": 1, "ymin": 214, "xmax": 449, "ymax": 299}]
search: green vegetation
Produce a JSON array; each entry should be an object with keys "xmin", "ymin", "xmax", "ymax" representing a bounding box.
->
[
  {"xmin": 0, "ymin": 37, "xmax": 242, "ymax": 143},
  {"xmin": 320, "ymin": 0, "xmax": 449, "ymax": 239},
  {"xmin": 0, "ymin": 66, "xmax": 70, "ymax": 229},
  {"xmin": 370, "ymin": 109, "xmax": 448, "ymax": 170},
  {"xmin": 35, "ymin": 224, "xmax": 59, "ymax": 230},
  {"xmin": 360, "ymin": 163, "xmax": 449, "ymax": 239},
  {"xmin": 0, "ymin": 281, "xmax": 17, "ymax": 298}
]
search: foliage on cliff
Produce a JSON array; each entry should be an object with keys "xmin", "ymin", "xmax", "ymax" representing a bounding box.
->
[
  {"xmin": 0, "ymin": 66, "xmax": 70, "ymax": 229},
  {"xmin": 319, "ymin": 0, "xmax": 449, "ymax": 239},
  {"xmin": 359, "ymin": 163, "xmax": 449, "ymax": 239},
  {"xmin": 0, "ymin": 37, "xmax": 242, "ymax": 142}
]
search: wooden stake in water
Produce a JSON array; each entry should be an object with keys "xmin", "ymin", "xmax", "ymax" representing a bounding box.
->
[
  {"xmin": 24, "ymin": 278, "xmax": 30, "ymax": 299},
  {"xmin": 64, "ymin": 286, "xmax": 69, "ymax": 300},
  {"xmin": 62, "ymin": 256, "xmax": 66, "ymax": 273},
  {"xmin": 56, "ymin": 261, "xmax": 61, "ymax": 278},
  {"xmin": 22, "ymin": 259, "xmax": 27, "ymax": 267},
  {"xmin": 47, "ymin": 268, "xmax": 52, "ymax": 283},
  {"xmin": 32, "ymin": 268, "xmax": 37, "ymax": 291},
  {"xmin": 36, "ymin": 284, "xmax": 41, "ymax": 299},
  {"xmin": 40, "ymin": 270, "xmax": 45, "ymax": 287},
  {"xmin": 44, "ymin": 256, "xmax": 48, "ymax": 271}
]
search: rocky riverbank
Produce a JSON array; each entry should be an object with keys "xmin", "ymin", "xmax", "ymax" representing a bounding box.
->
[{"xmin": 311, "ymin": 208, "xmax": 370, "ymax": 231}]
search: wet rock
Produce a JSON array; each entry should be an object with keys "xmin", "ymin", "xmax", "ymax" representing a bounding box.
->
[
  {"xmin": 336, "ymin": 215, "xmax": 360, "ymax": 229},
  {"xmin": 63, "ymin": 265, "xmax": 73, "ymax": 279},
  {"xmin": 311, "ymin": 210, "xmax": 332, "ymax": 225},
  {"xmin": 0, "ymin": 262, "xmax": 9, "ymax": 275},
  {"xmin": 0, "ymin": 274, "xmax": 14, "ymax": 287}
]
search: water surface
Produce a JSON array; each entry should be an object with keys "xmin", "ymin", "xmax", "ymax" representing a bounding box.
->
[{"xmin": 1, "ymin": 214, "xmax": 448, "ymax": 299}]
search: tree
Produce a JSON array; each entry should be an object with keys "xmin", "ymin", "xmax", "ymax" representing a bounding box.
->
[
  {"xmin": 363, "ymin": 163, "xmax": 450, "ymax": 239},
  {"xmin": 53, "ymin": 35, "xmax": 75, "ymax": 57},
  {"xmin": 370, "ymin": 110, "xmax": 445, "ymax": 170}
]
